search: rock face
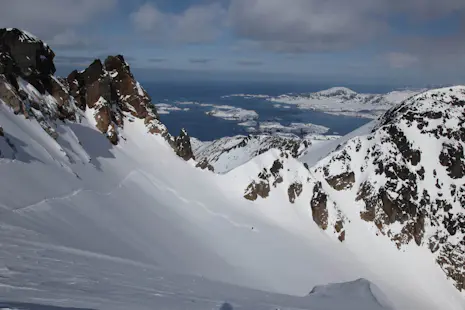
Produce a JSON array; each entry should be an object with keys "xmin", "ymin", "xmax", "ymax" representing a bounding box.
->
[
  {"xmin": 0, "ymin": 28, "xmax": 77, "ymax": 138},
  {"xmin": 0, "ymin": 28, "xmax": 55, "ymax": 94},
  {"xmin": 0, "ymin": 28, "xmax": 194, "ymax": 161}
]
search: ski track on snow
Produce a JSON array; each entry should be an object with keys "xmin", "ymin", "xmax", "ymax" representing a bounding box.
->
[{"xmin": 6, "ymin": 170, "xmax": 258, "ymax": 231}]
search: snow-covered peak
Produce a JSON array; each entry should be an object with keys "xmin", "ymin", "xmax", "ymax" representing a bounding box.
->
[
  {"xmin": 192, "ymin": 134, "xmax": 314, "ymax": 173},
  {"xmin": 313, "ymin": 85, "xmax": 465, "ymax": 292},
  {"xmin": 315, "ymin": 87, "xmax": 358, "ymax": 97},
  {"xmin": 242, "ymin": 85, "xmax": 465, "ymax": 294}
]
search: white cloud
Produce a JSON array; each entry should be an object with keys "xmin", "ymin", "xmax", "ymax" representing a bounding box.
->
[
  {"xmin": 0, "ymin": 0, "xmax": 117, "ymax": 46},
  {"xmin": 226, "ymin": 0, "xmax": 465, "ymax": 54},
  {"xmin": 131, "ymin": 2, "xmax": 226, "ymax": 43},
  {"xmin": 131, "ymin": 2, "xmax": 164, "ymax": 32},
  {"xmin": 227, "ymin": 0, "xmax": 387, "ymax": 53}
]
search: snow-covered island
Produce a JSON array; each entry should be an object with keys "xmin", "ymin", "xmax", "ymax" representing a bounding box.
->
[
  {"xmin": 155, "ymin": 103, "xmax": 190, "ymax": 114},
  {"xmin": 244, "ymin": 121, "xmax": 330, "ymax": 136},
  {"xmin": 268, "ymin": 87, "xmax": 422, "ymax": 119},
  {"xmin": 206, "ymin": 105, "xmax": 259, "ymax": 121}
]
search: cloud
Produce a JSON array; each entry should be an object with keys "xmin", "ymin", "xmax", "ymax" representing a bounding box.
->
[
  {"xmin": 228, "ymin": 0, "xmax": 387, "ymax": 53},
  {"xmin": 227, "ymin": 0, "xmax": 465, "ymax": 54},
  {"xmin": 131, "ymin": 2, "xmax": 226, "ymax": 43},
  {"xmin": 148, "ymin": 58, "xmax": 168, "ymax": 63},
  {"xmin": 47, "ymin": 29, "xmax": 93, "ymax": 49},
  {"xmin": 189, "ymin": 58, "xmax": 213, "ymax": 64},
  {"xmin": 0, "ymin": 0, "xmax": 117, "ymax": 46},
  {"xmin": 236, "ymin": 60, "xmax": 263, "ymax": 66},
  {"xmin": 384, "ymin": 52, "xmax": 419, "ymax": 68},
  {"xmin": 55, "ymin": 55, "xmax": 97, "ymax": 64}
]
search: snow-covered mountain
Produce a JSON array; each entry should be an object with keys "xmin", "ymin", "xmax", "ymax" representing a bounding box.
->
[
  {"xmin": 0, "ymin": 28, "xmax": 464, "ymax": 310},
  {"xmin": 192, "ymin": 134, "xmax": 340, "ymax": 174},
  {"xmin": 269, "ymin": 87, "xmax": 422, "ymax": 119},
  {"xmin": 243, "ymin": 86, "xmax": 465, "ymax": 294}
]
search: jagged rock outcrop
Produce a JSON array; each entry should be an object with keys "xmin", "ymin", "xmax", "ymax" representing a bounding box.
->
[
  {"xmin": 172, "ymin": 129, "xmax": 195, "ymax": 161},
  {"xmin": 288, "ymin": 182, "xmax": 303, "ymax": 203},
  {"xmin": 0, "ymin": 28, "xmax": 193, "ymax": 160},
  {"xmin": 311, "ymin": 182, "xmax": 328, "ymax": 230},
  {"xmin": 0, "ymin": 28, "xmax": 78, "ymax": 138}
]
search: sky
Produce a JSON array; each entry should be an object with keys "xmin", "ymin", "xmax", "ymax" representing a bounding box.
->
[{"xmin": 1, "ymin": 0, "xmax": 464, "ymax": 87}]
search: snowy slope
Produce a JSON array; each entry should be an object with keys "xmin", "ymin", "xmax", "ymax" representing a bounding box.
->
[{"xmin": 0, "ymin": 104, "xmax": 397, "ymax": 310}]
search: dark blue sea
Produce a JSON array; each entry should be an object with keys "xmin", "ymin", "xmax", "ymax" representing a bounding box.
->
[{"xmin": 143, "ymin": 80, "xmax": 389, "ymax": 141}]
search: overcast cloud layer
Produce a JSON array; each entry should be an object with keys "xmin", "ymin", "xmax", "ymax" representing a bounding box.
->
[{"xmin": 1, "ymin": 0, "xmax": 464, "ymax": 85}]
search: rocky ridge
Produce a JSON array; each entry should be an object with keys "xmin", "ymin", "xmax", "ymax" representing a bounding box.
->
[
  {"xmin": 244, "ymin": 87, "xmax": 465, "ymax": 292},
  {"xmin": 0, "ymin": 28, "xmax": 194, "ymax": 161}
]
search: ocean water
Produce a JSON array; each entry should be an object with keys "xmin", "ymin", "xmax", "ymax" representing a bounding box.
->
[{"xmin": 143, "ymin": 81, "xmax": 378, "ymax": 141}]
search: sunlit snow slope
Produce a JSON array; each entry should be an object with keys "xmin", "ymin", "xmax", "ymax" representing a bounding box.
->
[{"xmin": 0, "ymin": 104, "xmax": 394, "ymax": 310}]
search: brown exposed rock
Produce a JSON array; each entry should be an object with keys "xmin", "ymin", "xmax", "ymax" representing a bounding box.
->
[
  {"xmin": 244, "ymin": 181, "xmax": 270, "ymax": 201},
  {"xmin": 104, "ymin": 55, "xmax": 153, "ymax": 119},
  {"xmin": 0, "ymin": 126, "xmax": 3, "ymax": 137},
  {"xmin": 66, "ymin": 70, "xmax": 86, "ymax": 110},
  {"xmin": 94, "ymin": 105, "xmax": 112, "ymax": 134},
  {"xmin": 335, "ymin": 220, "xmax": 344, "ymax": 233},
  {"xmin": 326, "ymin": 171, "xmax": 355, "ymax": 191},
  {"xmin": 49, "ymin": 77, "xmax": 75, "ymax": 121},
  {"xmin": 311, "ymin": 182, "xmax": 328, "ymax": 230},
  {"xmin": 437, "ymin": 242, "xmax": 465, "ymax": 291},
  {"xmin": 196, "ymin": 159, "xmax": 214, "ymax": 172},
  {"xmin": 288, "ymin": 182, "xmax": 303, "ymax": 203},
  {"xmin": 0, "ymin": 77, "xmax": 22, "ymax": 113}
]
